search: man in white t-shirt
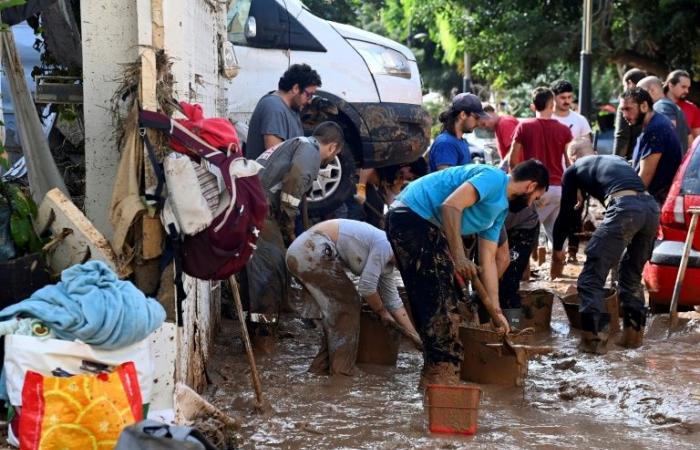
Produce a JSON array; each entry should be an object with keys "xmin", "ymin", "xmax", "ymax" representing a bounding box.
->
[{"xmin": 550, "ymin": 79, "xmax": 592, "ymax": 140}]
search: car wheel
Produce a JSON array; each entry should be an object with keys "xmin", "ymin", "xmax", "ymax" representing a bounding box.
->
[{"xmin": 306, "ymin": 145, "xmax": 356, "ymax": 217}]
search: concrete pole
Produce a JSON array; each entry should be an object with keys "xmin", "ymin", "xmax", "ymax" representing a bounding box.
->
[
  {"xmin": 81, "ymin": 0, "xmax": 139, "ymax": 238},
  {"xmin": 579, "ymin": 0, "xmax": 593, "ymax": 119}
]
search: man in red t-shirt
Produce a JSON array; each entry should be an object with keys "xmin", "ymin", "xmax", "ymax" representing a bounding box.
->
[
  {"xmin": 480, "ymin": 104, "xmax": 520, "ymax": 158},
  {"xmin": 507, "ymin": 87, "xmax": 573, "ymax": 247},
  {"xmin": 665, "ymin": 70, "xmax": 700, "ymax": 144}
]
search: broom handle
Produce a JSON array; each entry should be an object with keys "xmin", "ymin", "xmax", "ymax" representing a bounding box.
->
[{"xmin": 228, "ymin": 276, "xmax": 266, "ymax": 407}]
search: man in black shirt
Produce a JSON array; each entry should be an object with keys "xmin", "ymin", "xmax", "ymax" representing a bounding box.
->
[{"xmin": 551, "ymin": 138, "xmax": 660, "ymax": 354}]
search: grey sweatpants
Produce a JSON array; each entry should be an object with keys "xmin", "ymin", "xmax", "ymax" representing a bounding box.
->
[{"xmin": 286, "ymin": 231, "xmax": 360, "ymax": 376}]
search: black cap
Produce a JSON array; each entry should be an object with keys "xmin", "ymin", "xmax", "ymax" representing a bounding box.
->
[{"xmin": 451, "ymin": 93, "xmax": 487, "ymax": 118}]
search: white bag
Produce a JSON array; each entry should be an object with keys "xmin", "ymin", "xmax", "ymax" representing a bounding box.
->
[
  {"xmin": 162, "ymin": 153, "xmax": 219, "ymax": 235},
  {"xmin": 3, "ymin": 334, "xmax": 154, "ymax": 407}
]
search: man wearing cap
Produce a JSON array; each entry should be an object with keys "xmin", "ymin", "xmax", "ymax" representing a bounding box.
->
[{"xmin": 427, "ymin": 93, "xmax": 487, "ymax": 172}]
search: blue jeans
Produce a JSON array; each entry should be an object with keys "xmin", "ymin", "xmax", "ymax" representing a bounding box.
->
[{"xmin": 577, "ymin": 194, "xmax": 659, "ymax": 315}]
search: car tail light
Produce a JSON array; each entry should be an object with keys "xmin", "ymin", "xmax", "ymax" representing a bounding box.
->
[
  {"xmin": 661, "ymin": 195, "xmax": 685, "ymax": 228},
  {"xmin": 673, "ymin": 195, "xmax": 685, "ymax": 224}
]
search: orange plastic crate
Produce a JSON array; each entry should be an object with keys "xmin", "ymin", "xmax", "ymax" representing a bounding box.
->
[{"xmin": 425, "ymin": 384, "xmax": 481, "ymax": 435}]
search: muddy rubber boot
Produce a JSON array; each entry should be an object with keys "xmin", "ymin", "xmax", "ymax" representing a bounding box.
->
[
  {"xmin": 503, "ymin": 308, "xmax": 522, "ymax": 330},
  {"xmin": 248, "ymin": 322, "xmax": 277, "ymax": 354},
  {"xmin": 422, "ymin": 362, "xmax": 461, "ymax": 387},
  {"xmin": 617, "ymin": 307, "xmax": 647, "ymax": 348},
  {"xmin": 579, "ymin": 312, "xmax": 611, "ymax": 355}
]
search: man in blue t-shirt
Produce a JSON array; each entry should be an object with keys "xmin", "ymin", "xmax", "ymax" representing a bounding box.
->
[
  {"xmin": 428, "ymin": 93, "xmax": 487, "ymax": 172},
  {"xmin": 385, "ymin": 161, "xmax": 549, "ymax": 387},
  {"xmin": 621, "ymin": 87, "xmax": 682, "ymax": 206}
]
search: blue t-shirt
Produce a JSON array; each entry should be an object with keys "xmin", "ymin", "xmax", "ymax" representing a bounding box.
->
[
  {"xmin": 398, "ymin": 164, "xmax": 508, "ymax": 242},
  {"xmin": 632, "ymin": 113, "xmax": 682, "ymax": 204},
  {"xmin": 428, "ymin": 131, "xmax": 471, "ymax": 172}
]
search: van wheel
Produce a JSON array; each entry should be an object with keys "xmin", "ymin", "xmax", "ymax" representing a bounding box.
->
[{"xmin": 306, "ymin": 146, "xmax": 355, "ymax": 217}]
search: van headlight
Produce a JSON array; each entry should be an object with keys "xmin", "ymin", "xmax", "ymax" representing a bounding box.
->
[{"xmin": 348, "ymin": 39, "xmax": 411, "ymax": 79}]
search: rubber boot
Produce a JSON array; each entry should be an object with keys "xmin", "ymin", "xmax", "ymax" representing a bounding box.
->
[
  {"xmin": 248, "ymin": 321, "xmax": 277, "ymax": 354},
  {"xmin": 503, "ymin": 308, "xmax": 522, "ymax": 330},
  {"xmin": 617, "ymin": 307, "xmax": 647, "ymax": 348},
  {"xmin": 579, "ymin": 312, "xmax": 611, "ymax": 355},
  {"xmin": 419, "ymin": 362, "xmax": 460, "ymax": 390}
]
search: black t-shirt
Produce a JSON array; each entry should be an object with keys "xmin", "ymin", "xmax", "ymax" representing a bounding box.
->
[{"xmin": 552, "ymin": 155, "xmax": 646, "ymax": 250}]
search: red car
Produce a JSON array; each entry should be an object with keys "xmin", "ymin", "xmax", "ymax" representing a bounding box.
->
[{"xmin": 643, "ymin": 136, "xmax": 700, "ymax": 311}]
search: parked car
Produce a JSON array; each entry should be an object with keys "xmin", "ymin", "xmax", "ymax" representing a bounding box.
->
[
  {"xmin": 225, "ymin": 0, "xmax": 431, "ymax": 215},
  {"xmin": 643, "ymin": 135, "xmax": 700, "ymax": 311}
]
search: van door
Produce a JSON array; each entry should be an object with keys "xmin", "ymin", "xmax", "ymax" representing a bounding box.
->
[{"xmin": 227, "ymin": 0, "xmax": 291, "ymax": 119}]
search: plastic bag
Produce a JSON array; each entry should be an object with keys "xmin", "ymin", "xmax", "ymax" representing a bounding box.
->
[{"xmin": 19, "ymin": 362, "xmax": 143, "ymax": 450}]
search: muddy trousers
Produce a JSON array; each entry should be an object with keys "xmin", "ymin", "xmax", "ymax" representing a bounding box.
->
[
  {"xmin": 578, "ymin": 195, "xmax": 659, "ymax": 319},
  {"xmin": 385, "ymin": 207, "xmax": 463, "ymax": 367},
  {"xmin": 500, "ymin": 225, "xmax": 540, "ymax": 309},
  {"xmin": 245, "ymin": 217, "xmax": 289, "ymax": 328},
  {"xmin": 286, "ymin": 231, "xmax": 360, "ymax": 376}
]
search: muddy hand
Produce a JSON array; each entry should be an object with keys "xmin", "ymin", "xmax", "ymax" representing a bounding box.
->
[
  {"xmin": 491, "ymin": 310, "xmax": 511, "ymax": 334},
  {"xmin": 454, "ymin": 256, "xmax": 478, "ymax": 281},
  {"xmin": 550, "ymin": 250, "xmax": 566, "ymax": 279}
]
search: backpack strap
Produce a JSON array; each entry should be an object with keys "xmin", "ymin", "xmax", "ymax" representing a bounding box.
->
[{"xmin": 141, "ymin": 129, "xmax": 166, "ymax": 211}]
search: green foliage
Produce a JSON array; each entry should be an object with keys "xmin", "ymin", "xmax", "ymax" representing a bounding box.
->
[
  {"xmin": 0, "ymin": 181, "xmax": 43, "ymax": 257},
  {"xmin": 0, "ymin": 0, "xmax": 26, "ymax": 12}
]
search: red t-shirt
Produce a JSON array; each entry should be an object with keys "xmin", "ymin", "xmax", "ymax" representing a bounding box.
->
[
  {"xmin": 512, "ymin": 118, "xmax": 573, "ymax": 185},
  {"xmin": 677, "ymin": 99, "xmax": 700, "ymax": 130},
  {"xmin": 494, "ymin": 115, "xmax": 519, "ymax": 158}
]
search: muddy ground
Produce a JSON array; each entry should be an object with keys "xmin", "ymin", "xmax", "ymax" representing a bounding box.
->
[{"xmin": 205, "ymin": 262, "xmax": 700, "ymax": 450}]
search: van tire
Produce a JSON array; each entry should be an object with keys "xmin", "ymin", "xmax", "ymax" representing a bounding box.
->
[{"xmin": 306, "ymin": 144, "xmax": 356, "ymax": 217}]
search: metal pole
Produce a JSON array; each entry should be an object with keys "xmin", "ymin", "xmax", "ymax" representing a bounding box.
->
[
  {"xmin": 579, "ymin": 0, "xmax": 592, "ymax": 119},
  {"xmin": 668, "ymin": 207, "xmax": 700, "ymax": 334},
  {"xmin": 463, "ymin": 51, "xmax": 472, "ymax": 93}
]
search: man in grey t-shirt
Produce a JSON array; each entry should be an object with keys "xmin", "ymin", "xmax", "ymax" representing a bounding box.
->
[
  {"xmin": 245, "ymin": 64, "xmax": 322, "ymax": 159},
  {"xmin": 286, "ymin": 219, "xmax": 420, "ymax": 376}
]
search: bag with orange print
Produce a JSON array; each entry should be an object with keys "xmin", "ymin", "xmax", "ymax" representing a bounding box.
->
[{"xmin": 18, "ymin": 362, "xmax": 143, "ymax": 450}]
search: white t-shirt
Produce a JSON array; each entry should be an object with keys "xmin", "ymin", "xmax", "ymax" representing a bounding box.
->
[{"xmin": 553, "ymin": 110, "xmax": 592, "ymax": 139}]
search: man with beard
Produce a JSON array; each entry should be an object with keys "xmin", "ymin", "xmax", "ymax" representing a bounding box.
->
[
  {"xmin": 614, "ymin": 68, "xmax": 647, "ymax": 159},
  {"xmin": 620, "ymin": 87, "xmax": 682, "ymax": 206},
  {"xmin": 427, "ymin": 93, "xmax": 487, "ymax": 172},
  {"xmin": 507, "ymin": 87, "xmax": 573, "ymax": 248},
  {"xmin": 665, "ymin": 70, "xmax": 700, "ymax": 142},
  {"xmin": 245, "ymin": 122, "xmax": 344, "ymax": 350},
  {"xmin": 385, "ymin": 160, "xmax": 549, "ymax": 387},
  {"xmin": 638, "ymin": 75, "xmax": 690, "ymax": 155},
  {"xmin": 245, "ymin": 64, "xmax": 321, "ymax": 159},
  {"xmin": 551, "ymin": 138, "xmax": 659, "ymax": 354}
]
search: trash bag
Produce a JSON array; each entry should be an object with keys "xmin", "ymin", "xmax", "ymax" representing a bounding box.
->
[
  {"xmin": 115, "ymin": 420, "xmax": 220, "ymax": 450},
  {"xmin": 0, "ymin": 201, "xmax": 16, "ymax": 261}
]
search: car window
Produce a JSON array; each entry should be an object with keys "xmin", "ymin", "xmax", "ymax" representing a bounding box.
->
[
  {"xmin": 681, "ymin": 145, "xmax": 700, "ymax": 194},
  {"xmin": 227, "ymin": 0, "xmax": 253, "ymax": 45}
]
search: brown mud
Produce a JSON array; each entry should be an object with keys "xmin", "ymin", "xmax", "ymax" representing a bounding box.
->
[{"xmin": 206, "ymin": 261, "xmax": 700, "ymax": 449}]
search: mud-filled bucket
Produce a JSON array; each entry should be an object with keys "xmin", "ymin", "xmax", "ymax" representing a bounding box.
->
[
  {"xmin": 356, "ymin": 309, "xmax": 401, "ymax": 366},
  {"xmin": 560, "ymin": 288, "xmax": 620, "ymax": 333},
  {"xmin": 459, "ymin": 325, "xmax": 530, "ymax": 386},
  {"xmin": 519, "ymin": 289, "xmax": 555, "ymax": 332},
  {"xmin": 425, "ymin": 384, "xmax": 481, "ymax": 435}
]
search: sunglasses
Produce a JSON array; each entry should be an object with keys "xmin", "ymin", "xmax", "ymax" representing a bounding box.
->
[{"xmin": 302, "ymin": 89, "xmax": 315, "ymax": 98}]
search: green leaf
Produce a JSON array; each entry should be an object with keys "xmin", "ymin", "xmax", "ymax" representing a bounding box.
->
[
  {"xmin": 0, "ymin": 1, "xmax": 27, "ymax": 13},
  {"xmin": 9, "ymin": 212, "xmax": 31, "ymax": 252},
  {"xmin": 7, "ymin": 184, "xmax": 32, "ymax": 218},
  {"xmin": 0, "ymin": 153, "xmax": 9, "ymax": 171}
]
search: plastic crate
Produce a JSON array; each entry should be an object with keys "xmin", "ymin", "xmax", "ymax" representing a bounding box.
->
[{"xmin": 425, "ymin": 384, "xmax": 481, "ymax": 435}]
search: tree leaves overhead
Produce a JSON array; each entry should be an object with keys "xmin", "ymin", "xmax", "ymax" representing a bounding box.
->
[{"xmin": 302, "ymin": 0, "xmax": 699, "ymax": 95}]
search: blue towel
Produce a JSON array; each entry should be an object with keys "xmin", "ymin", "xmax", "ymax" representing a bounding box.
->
[{"xmin": 0, "ymin": 260, "xmax": 166, "ymax": 349}]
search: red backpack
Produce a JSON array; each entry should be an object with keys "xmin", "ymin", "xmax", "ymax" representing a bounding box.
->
[{"xmin": 139, "ymin": 104, "xmax": 268, "ymax": 283}]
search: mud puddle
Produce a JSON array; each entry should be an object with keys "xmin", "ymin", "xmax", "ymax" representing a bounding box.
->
[{"xmin": 207, "ymin": 264, "xmax": 700, "ymax": 449}]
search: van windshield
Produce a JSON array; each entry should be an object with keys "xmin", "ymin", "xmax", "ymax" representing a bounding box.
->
[
  {"xmin": 227, "ymin": 0, "xmax": 253, "ymax": 45},
  {"xmin": 681, "ymin": 144, "xmax": 700, "ymax": 194}
]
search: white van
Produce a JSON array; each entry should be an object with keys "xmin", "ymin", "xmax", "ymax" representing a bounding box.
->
[{"xmin": 225, "ymin": 0, "xmax": 430, "ymax": 214}]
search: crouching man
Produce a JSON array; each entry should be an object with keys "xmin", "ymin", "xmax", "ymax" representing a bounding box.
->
[
  {"xmin": 286, "ymin": 219, "xmax": 420, "ymax": 375},
  {"xmin": 551, "ymin": 138, "xmax": 660, "ymax": 354},
  {"xmin": 385, "ymin": 161, "xmax": 549, "ymax": 387},
  {"xmin": 245, "ymin": 122, "xmax": 344, "ymax": 349}
]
